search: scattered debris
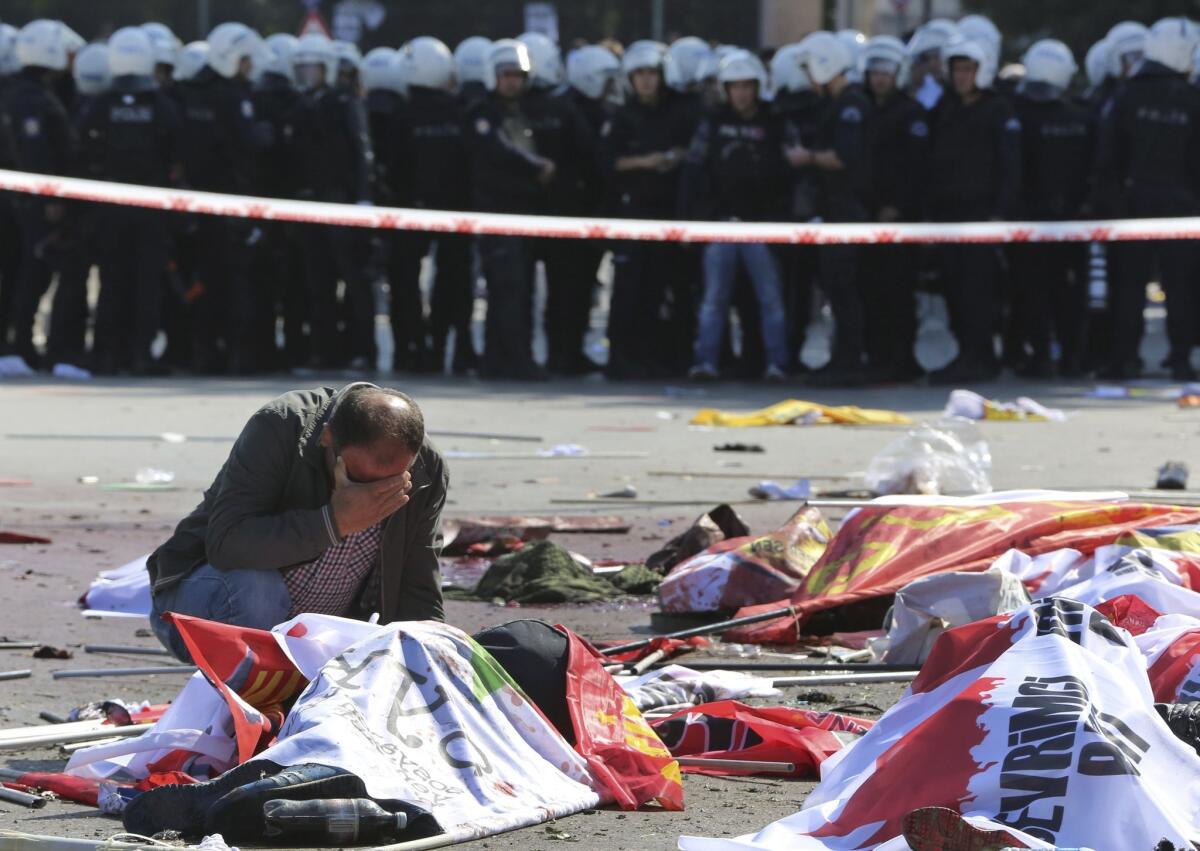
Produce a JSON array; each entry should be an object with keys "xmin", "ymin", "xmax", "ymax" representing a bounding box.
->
[
  {"xmin": 599, "ymin": 484, "xmax": 638, "ymax": 499},
  {"xmin": 864, "ymin": 417, "xmax": 991, "ymax": 496},
  {"xmin": 944, "ymin": 388, "xmax": 1066, "ymax": 422},
  {"xmin": 747, "ymin": 480, "xmax": 811, "ymax": 501},
  {"xmin": 0, "ymin": 670, "xmax": 31, "ymax": 681},
  {"xmin": 1157, "ymin": 461, "xmax": 1190, "ymax": 491},
  {"xmin": 32, "ymin": 645, "xmax": 72, "ymax": 660},
  {"xmin": 646, "ymin": 504, "xmax": 750, "ymax": 573},
  {"xmin": 0, "ymin": 532, "xmax": 52, "ymax": 544},
  {"xmin": 714, "ymin": 442, "xmax": 764, "ymax": 453}
]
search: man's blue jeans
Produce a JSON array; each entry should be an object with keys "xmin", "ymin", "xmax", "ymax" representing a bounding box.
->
[
  {"xmin": 150, "ymin": 563, "xmax": 292, "ymax": 662},
  {"xmin": 693, "ymin": 242, "xmax": 790, "ymax": 372}
]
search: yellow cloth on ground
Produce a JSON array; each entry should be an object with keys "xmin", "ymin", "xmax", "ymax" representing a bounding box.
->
[{"xmin": 689, "ymin": 398, "xmax": 913, "ymax": 427}]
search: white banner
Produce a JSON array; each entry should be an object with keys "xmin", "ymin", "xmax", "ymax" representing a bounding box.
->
[
  {"xmin": 5, "ymin": 167, "xmax": 1200, "ymax": 244},
  {"xmin": 257, "ymin": 618, "xmax": 602, "ymax": 842},
  {"xmin": 678, "ymin": 598, "xmax": 1200, "ymax": 850}
]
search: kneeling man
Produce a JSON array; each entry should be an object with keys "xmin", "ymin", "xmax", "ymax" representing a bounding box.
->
[{"xmin": 147, "ymin": 383, "xmax": 448, "ymax": 660}]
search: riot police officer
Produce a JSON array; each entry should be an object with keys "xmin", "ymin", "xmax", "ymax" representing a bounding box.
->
[
  {"xmin": 175, "ymin": 22, "xmax": 269, "ymax": 373},
  {"xmin": 1095, "ymin": 18, "xmax": 1200, "ymax": 380},
  {"xmin": 599, "ymin": 40, "xmax": 696, "ymax": 379},
  {"xmin": 682, "ymin": 50, "xmax": 790, "ymax": 382},
  {"xmin": 519, "ymin": 33, "xmax": 600, "ymax": 377},
  {"xmin": 926, "ymin": 36, "xmax": 1022, "ymax": 384},
  {"xmin": 392, "ymin": 37, "xmax": 476, "ymax": 374},
  {"xmin": 2, "ymin": 19, "xmax": 79, "ymax": 371},
  {"xmin": 788, "ymin": 31, "xmax": 874, "ymax": 386},
  {"xmin": 1010, "ymin": 40, "xmax": 1093, "ymax": 378},
  {"xmin": 78, "ymin": 27, "xmax": 181, "ymax": 374},
  {"xmin": 860, "ymin": 35, "xmax": 928, "ymax": 382},
  {"xmin": 466, "ymin": 39, "xmax": 555, "ymax": 380},
  {"xmin": 288, "ymin": 33, "xmax": 376, "ymax": 371}
]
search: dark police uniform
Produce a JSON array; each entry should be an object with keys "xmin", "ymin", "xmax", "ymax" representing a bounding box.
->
[
  {"xmin": 1095, "ymin": 59, "xmax": 1200, "ymax": 380},
  {"xmin": 927, "ymin": 87, "xmax": 1022, "ymax": 381},
  {"xmin": 1011, "ymin": 81, "xmax": 1093, "ymax": 377},
  {"xmin": 77, "ymin": 75, "xmax": 181, "ymax": 373}
]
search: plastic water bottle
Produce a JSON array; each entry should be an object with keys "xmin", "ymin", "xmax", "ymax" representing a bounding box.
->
[{"xmin": 261, "ymin": 798, "xmax": 409, "ymax": 844}]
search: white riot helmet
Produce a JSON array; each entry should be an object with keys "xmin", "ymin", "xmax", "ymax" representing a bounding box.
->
[
  {"xmin": 666, "ymin": 36, "xmax": 711, "ymax": 91},
  {"xmin": 0, "ymin": 24, "xmax": 18, "ymax": 75},
  {"xmin": 566, "ymin": 44, "xmax": 620, "ymax": 100},
  {"xmin": 1085, "ymin": 39, "xmax": 1110, "ymax": 88},
  {"xmin": 798, "ymin": 31, "xmax": 853, "ymax": 87},
  {"xmin": 717, "ymin": 49, "xmax": 767, "ymax": 90},
  {"xmin": 360, "ymin": 46, "xmax": 400, "ymax": 92},
  {"xmin": 16, "ymin": 19, "xmax": 71, "ymax": 71},
  {"xmin": 622, "ymin": 39, "xmax": 668, "ymax": 77},
  {"xmin": 59, "ymin": 24, "xmax": 84, "ymax": 58},
  {"xmin": 1021, "ymin": 39, "xmax": 1077, "ymax": 93},
  {"xmin": 908, "ymin": 18, "xmax": 959, "ymax": 62},
  {"xmin": 1145, "ymin": 17, "xmax": 1200, "ymax": 75},
  {"xmin": 174, "ymin": 41, "xmax": 209, "ymax": 81},
  {"xmin": 141, "ymin": 24, "xmax": 180, "ymax": 68},
  {"xmin": 332, "ymin": 40, "xmax": 361, "ymax": 81},
  {"xmin": 1106, "ymin": 21, "xmax": 1149, "ymax": 78},
  {"xmin": 259, "ymin": 33, "xmax": 298, "ymax": 79},
  {"xmin": 72, "ymin": 43, "xmax": 110, "ymax": 95},
  {"xmin": 517, "ymin": 31, "xmax": 563, "ymax": 89},
  {"xmin": 943, "ymin": 35, "xmax": 995, "ymax": 89},
  {"xmin": 957, "ymin": 14, "xmax": 1001, "ymax": 63},
  {"xmin": 207, "ymin": 22, "xmax": 265, "ymax": 79},
  {"xmin": 108, "ymin": 26, "xmax": 155, "ymax": 78},
  {"xmin": 482, "ymin": 38, "xmax": 531, "ymax": 91},
  {"xmin": 454, "ymin": 36, "xmax": 491, "ymax": 85},
  {"xmin": 770, "ymin": 42, "xmax": 809, "ymax": 94},
  {"xmin": 401, "ymin": 36, "xmax": 455, "ymax": 91},
  {"xmin": 860, "ymin": 34, "xmax": 908, "ymax": 86},
  {"xmin": 837, "ymin": 29, "xmax": 867, "ymax": 82},
  {"xmin": 292, "ymin": 33, "xmax": 336, "ymax": 90}
]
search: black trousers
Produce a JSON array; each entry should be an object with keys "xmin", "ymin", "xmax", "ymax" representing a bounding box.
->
[
  {"xmin": 95, "ymin": 208, "xmax": 168, "ymax": 369},
  {"xmin": 541, "ymin": 236, "xmax": 603, "ymax": 372},
  {"xmin": 479, "ymin": 234, "xmax": 537, "ymax": 377},
  {"xmin": 860, "ymin": 243, "xmax": 918, "ymax": 372},
  {"xmin": 606, "ymin": 240, "xmax": 688, "ymax": 377},
  {"xmin": 8, "ymin": 199, "xmax": 81, "ymax": 365},
  {"xmin": 300, "ymin": 224, "xmax": 375, "ymax": 367},
  {"xmin": 1008, "ymin": 242, "xmax": 1087, "ymax": 369}
]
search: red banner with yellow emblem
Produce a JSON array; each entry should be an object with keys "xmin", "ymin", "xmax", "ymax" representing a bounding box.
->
[
  {"xmin": 557, "ymin": 625, "xmax": 684, "ymax": 811},
  {"xmin": 168, "ymin": 613, "xmax": 309, "ymax": 764},
  {"xmin": 725, "ymin": 501, "xmax": 1200, "ymax": 645}
]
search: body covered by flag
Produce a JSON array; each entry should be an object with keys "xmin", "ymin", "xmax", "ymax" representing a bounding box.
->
[
  {"xmin": 67, "ymin": 615, "xmax": 310, "ymax": 781},
  {"xmin": 255, "ymin": 618, "xmax": 603, "ymax": 842},
  {"xmin": 726, "ymin": 498, "xmax": 1200, "ymax": 644},
  {"xmin": 680, "ymin": 598, "xmax": 1200, "ymax": 850},
  {"xmin": 558, "ymin": 627, "xmax": 684, "ymax": 810},
  {"xmin": 1133, "ymin": 610, "xmax": 1200, "ymax": 702},
  {"xmin": 658, "ymin": 507, "xmax": 831, "ymax": 613},
  {"xmin": 653, "ymin": 702, "xmax": 871, "ymax": 778}
]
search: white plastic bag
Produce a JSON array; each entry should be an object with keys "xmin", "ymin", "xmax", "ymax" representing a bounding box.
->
[{"xmin": 864, "ymin": 417, "xmax": 991, "ymax": 496}]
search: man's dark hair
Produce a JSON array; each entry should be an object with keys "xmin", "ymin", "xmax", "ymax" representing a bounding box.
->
[{"xmin": 330, "ymin": 386, "xmax": 424, "ymax": 458}]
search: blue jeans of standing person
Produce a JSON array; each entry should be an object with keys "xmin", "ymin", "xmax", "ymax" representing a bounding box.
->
[
  {"xmin": 693, "ymin": 242, "xmax": 790, "ymax": 373},
  {"xmin": 149, "ymin": 563, "xmax": 292, "ymax": 662}
]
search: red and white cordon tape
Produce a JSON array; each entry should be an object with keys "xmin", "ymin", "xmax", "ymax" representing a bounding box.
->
[{"xmin": 2, "ymin": 167, "xmax": 1199, "ymax": 244}]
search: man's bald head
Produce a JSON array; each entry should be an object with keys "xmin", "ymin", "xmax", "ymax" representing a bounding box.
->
[{"xmin": 330, "ymin": 386, "xmax": 424, "ymax": 464}]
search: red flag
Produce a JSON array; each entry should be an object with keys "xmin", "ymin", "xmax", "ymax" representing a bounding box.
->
[
  {"xmin": 652, "ymin": 700, "xmax": 872, "ymax": 777},
  {"xmin": 1096, "ymin": 594, "xmax": 1164, "ymax": 636},
  {"xmin": 727, "ymin": 501, "xmax": 1200, "ymax": 644},
  {"xmin": 167, "ymin": 613, "xmax": 308, "ymax": 764},
  {"xmin": 556, "ymin": 625, "xmax": 684, "ymax": 811},
  {"xmin": 7, "ymin": 772, "xmax": 101, "ymax": 806}
]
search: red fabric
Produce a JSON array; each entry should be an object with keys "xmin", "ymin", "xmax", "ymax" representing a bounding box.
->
[
  {"xmin": 602, "ymin": 636, "xmax": 711, "ymax": 665},
  {"xmin": 0, "ymin": 531, "xmax": 51, "ymax": 544},
  {"xmin": 1096, "ymin": 594, "xmax": 1164, "ymax": 636},
  {"xmin": 556, "ymin": 625, "xmax": 684, "ymax": 811},
  {"xmin": 726, "ymin": 502, "xmax": 1200, "ymax": 644},
  {"xmin": 10, "ymin": 772, "xmax": 101, "ymax": 806},
  {"xmin": 167, "ymin": 613, "xmax": 308, "ymax": 764},
  {"xmin": 135, "ymin": 771, "xmax": 198, "ymax": 791},
  {"xmin": 651, "ymin": 700, "xmax": 873, "ymax": 778}
]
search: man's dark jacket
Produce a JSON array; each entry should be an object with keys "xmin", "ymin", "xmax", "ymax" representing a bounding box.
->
[{"xmin": 147, "ymin": 384, "xmax": 448, "ymax": 623}]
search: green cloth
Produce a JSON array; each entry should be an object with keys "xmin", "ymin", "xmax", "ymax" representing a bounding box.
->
[{"xmin": 462, "ymin": 540, "xmax": 659, "ymax": 604}]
